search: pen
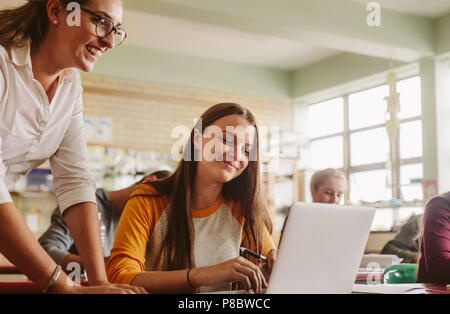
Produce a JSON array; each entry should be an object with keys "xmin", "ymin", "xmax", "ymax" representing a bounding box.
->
[{"xmin": 240, "ymin": 247, "xmax": 267, "ymax": 262}]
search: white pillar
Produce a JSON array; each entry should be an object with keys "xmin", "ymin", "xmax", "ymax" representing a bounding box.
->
[{"xmin": 434, "ymin": 56, "xmax": 450, "ymax": 193}]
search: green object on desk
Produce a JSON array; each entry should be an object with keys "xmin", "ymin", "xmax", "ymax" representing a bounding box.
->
[{"xmin": 383, "ymin": 263, "xmax": 418, "ymax": 284}]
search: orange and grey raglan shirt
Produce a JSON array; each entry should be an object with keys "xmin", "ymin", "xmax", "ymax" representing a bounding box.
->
[{"xmin": 107, "ymin": 184, "xmax": 275, "ymax": 292}]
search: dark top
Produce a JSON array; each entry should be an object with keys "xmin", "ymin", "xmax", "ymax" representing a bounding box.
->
[
  {"xmin": 38, "ymin": 188, "xmax": 121, "ymax": 265},
  {"xmin": 417, "ymin": 192, "xmax": 450, "ymax": 284},
  {"xmin": 381, "ymin": 214, "xmax": 421, "ymax": 263}
]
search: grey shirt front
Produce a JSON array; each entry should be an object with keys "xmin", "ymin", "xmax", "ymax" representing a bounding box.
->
[{"xmin": 38, "ymin": 188, "xmax": 121, "ymax": 265}]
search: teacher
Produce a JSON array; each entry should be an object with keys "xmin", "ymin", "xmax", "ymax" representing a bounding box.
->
[{"xmin": 0, "ymin": 0, "xmax": 145, "ymax": 293}]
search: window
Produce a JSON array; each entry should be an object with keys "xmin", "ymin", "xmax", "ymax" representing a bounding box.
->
[
  {"xmin": 350, "ymin": 169, "xmax": 392, "ymax": 203},
  {"xmin": 350, "ymin": 128, "xmax": 389, "ymax": 166},
  {"xmin": 308, "ymin": 98, "xmax": 344, "ymax": 138},
  {"xmin": 307, "ymin": 76, "xmax": 424, "ymax": 230},
  {"xmin": 398, "ymin": 207, "xmax": 424, "ymax": 224},
  {"xmin": 309, "ymin": 136, "xmax": 343, "ymax": 170},
  {"xmin": 371, "ymin": 209, "xmax": 394, "ymax": 232},
  {"xmin": 400, "ymin": 163, "xmax": 423, "ymax": 202},
  {"xmin": 400, "ymin": 120, "xmax": 422, "ymax": 159},
  {"xmin": 397, "ymin": 76, "xmax": 422, "ymax": 119},
  {"xmin": 348, "ymin": 85, "xmax": 388, "ymax": 130}
]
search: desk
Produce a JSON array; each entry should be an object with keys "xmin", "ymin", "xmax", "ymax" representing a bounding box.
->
[
  {"xmin": 352, "ymin": 283, "xmax": 449, "ymax": 294},
  {"xmin": 0, "ymin": 274, "xmax": 89, "ymax": 294},
  {"xmin": 355, "ymin": 270, "xmax": 384, "ymax": 284},
  {"xmin": 0, "ymin": 257, "xmax": 19, "ymax": 274},
  {"xmin": 0, "ymin": 274, "xmax": 41, "ymax": 293}
]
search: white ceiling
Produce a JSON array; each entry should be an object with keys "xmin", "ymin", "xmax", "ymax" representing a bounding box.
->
[
  {"xmin": 124, "ymin": 10, "xmax": 339, "ymax": 70},
  {"xmin": 2, "ymin": 0, "xmax": 449, "ymax": 70},
  {"xmin": 0, "ymin": 0, "xmax": 339, "ymax": 70},
  {"xmin": 348, "ymin": 0, "xmax": 450, "ymax": 18}
]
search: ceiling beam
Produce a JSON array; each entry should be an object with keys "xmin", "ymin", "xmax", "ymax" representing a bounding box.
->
[{"xmin": 124, "ymin": 0, "xmax": 435, "ymax": 62}]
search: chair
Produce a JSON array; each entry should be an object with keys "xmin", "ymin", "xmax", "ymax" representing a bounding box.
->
[{"xmin": 382, "ymin": 263, "xmax": 418, "ymax": 284}]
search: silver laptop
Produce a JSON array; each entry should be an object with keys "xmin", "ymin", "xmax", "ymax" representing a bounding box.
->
[{"xmin": 267, "ymin": 202, "xmax": 375, "ymax": 294}]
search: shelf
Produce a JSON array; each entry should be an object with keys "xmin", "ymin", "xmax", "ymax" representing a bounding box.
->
[
  {"xmin": 10, "ymin": 191, "xmax": 56, "ymax": 198},
  {"xmin": 262, "ymin": 175, "xmax": 294, "ymax": 182},
  {"xmin": 274, "ymin": 176, "xmax": 294, "ymax": 182},
  {"xmin": 87, "ymin": 141, "xmax": 161, "ymax": 152},
  {"xmin": 354, "ymin": 201, "xmax": 424, "ymax": 209}
]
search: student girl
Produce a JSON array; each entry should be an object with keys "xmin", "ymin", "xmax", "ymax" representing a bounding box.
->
[
  {"xmin": 0, "ymin": 0, "xmax": 144, "ymax": 293},
  {"xmin": 107, "ymin": 103, "xmax": 277, "ymax": 293},
  {"xmin": 310, "ymin": 168, "xmax": 346, "ymax": 204}
]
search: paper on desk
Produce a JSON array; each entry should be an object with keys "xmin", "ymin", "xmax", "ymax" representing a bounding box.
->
[
  {"xmin": 352, "ymin": 284, "xmax": 426, "ymax": 294},
  {"xmin": 359, "ymin": 254, "xmax": 403, "ymax": 269}
]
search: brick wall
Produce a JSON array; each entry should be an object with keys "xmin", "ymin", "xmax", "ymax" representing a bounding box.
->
[{"xmin": 81, "ymin": 73, "xmax": 293, "ymax": 153}]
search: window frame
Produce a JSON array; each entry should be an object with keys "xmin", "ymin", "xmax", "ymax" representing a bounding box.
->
[{"xmin": 308, "ymin": 75, "xmax": 423, "ymax": 206}]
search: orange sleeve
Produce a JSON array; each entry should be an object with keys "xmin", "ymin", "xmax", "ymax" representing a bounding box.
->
[
  {"xmin": 229, "ymin": 199, "xmax": 276, "ymax": 257},
  {"xmin": 240, "ymin": 225, "xmax": 275, "ymax": 264},
  {"xmin": 261, "ymin": 226, "xmax": 276, "ymax": 256},
  {"xmin": 106, "ymin": 185, "xmax": 166, "ymax": 284}
]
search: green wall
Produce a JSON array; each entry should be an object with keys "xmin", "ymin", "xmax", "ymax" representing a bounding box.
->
[
  {"xmin": 89, "ymin": 44, "xmax": 292, "ymax": 100},
  {"xmin": 291, "ymin": 53, "xmax": 406, "ymax": 99},
  {"xmin": 437, "ymin": 12, "xmax": 450, "ymax": 54}
]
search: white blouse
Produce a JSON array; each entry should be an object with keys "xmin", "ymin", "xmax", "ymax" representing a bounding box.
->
[{"xmin": 0, "ymin": 44, "xmax": 96, "ymax": 213}]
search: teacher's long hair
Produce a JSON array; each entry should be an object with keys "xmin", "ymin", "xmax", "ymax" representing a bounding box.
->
[{"xmin": 135, "ymin": 103, "xmax": 272, "ymax": 270}]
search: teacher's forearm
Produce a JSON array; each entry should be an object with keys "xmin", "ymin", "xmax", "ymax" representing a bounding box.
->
[
  {"xmin": 0, "ymin": 203, "xmax": 72, "ymax": 292},
  {"xmin": 63, "ymin": 202, "xmax": 107, "ymax": 285}
]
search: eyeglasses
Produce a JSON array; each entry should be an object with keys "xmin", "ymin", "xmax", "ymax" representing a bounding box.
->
[{"xmin": 80, "ymin": 7, "xmax": 127, "ymax": 47}]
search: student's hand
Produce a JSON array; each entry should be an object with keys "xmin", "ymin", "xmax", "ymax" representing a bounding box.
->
[
  {"xmin": 260, "ymin": 249, "xmax": 277, "ymax": 282},
  {"xmin": 190, "ymin": 256, "xmax": 268, "ymax": 293}
]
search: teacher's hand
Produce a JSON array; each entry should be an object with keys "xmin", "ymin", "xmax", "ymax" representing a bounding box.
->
[{"xmin": 59, "ymin": 282, "xmax": 148, "ymax": 294}]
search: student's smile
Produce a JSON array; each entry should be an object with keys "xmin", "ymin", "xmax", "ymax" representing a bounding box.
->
[{"xmin": 223, "ymin": 160, "xmax": 239, "ymax": 171}]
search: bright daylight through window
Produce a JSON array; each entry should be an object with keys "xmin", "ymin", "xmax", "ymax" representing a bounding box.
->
[{"xmin": 308, "ymin": 76, "xmax": 423, "ymax": 231}]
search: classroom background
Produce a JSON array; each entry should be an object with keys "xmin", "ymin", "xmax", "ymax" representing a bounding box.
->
[{"xmin": 2, "ymin": 0, "xmax": 450, "ymax": 255}]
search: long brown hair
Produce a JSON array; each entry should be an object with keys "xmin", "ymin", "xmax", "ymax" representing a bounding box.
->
[
  {"xmin": 0, "ymin": 0, "xmax": 90, "ymax": 49},
  {"xmin": 133, "ymin": 103, "xmax": 272, "ymax": 271}
]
